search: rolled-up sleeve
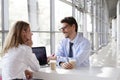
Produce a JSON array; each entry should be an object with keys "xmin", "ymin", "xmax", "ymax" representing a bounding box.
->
[{"xmin": 56, "ymin": 40, "xmax": 69, "ymax": 66}]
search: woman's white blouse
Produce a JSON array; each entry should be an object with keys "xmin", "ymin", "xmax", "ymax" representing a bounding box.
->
[{"xmin": 2, "ymin": 44, "xmax": 40, "ymax": 80}]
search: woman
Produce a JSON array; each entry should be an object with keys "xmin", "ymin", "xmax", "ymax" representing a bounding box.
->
[{"xmin": 1, "ymin": 21, "xmax": 40, "ymax": 80}]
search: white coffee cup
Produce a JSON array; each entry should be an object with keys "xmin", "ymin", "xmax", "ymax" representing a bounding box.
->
[
  {"xmin": 69, "ymin": 59, "xmax": 76, "ymax": 68},
  {"xmin": 50, "ymin": 60, "xmax": 56, "ymax": 70}
]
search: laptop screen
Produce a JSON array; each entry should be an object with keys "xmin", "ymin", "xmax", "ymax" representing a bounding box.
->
[{"xmin": 32, "ymin": 47, "xmax": 47, "ymax": 65}]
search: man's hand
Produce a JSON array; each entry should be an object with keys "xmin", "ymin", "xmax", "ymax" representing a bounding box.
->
[
  {"xmin": 24, "ymin": 70, "xmax": 33, "ymax": 79},
  {"xmin": 60, "ymin": 62, "xmax": 73, "ymax": 69},
  {"xmin": 47, "ymin": 54, "xmax": 57, "ymax": 62}
]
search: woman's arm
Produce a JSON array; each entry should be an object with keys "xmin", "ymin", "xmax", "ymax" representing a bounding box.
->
[{"xmin": 24, "ymin": 70, "xmax": 33, "ymax": 79}]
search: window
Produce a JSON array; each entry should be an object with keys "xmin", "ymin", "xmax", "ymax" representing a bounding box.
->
[
  {"xmin": 9, "ymin": 0, "xmax": 28, "ymax": 27},
  {"xmin": 0, "ymin": 0, "xmax": 1, "ymax": 30},
  {"xmin": 75, "ymin": 9, "xmax": 82, "ymax": 32},
  {"xmin": 37, "ymin": 0, "xmax": 50, "ymax": 31},
  {"xmin": 55, "ymin": 0, "xmax": 72, "ymax": 31},
  {"xmin": 55, "ymin": 0, "xmax": 72, "ymax": 52},
  {"xmin": 0, "ymin": 0, "xmax": 2, "ymax": 53},
  {"xmin": 31, "ymin": 0, "xmax": 50, "ymax": 56},
  {"xmin": 32, "ymin": 33, "xmax": 50, "ymax": 55}
]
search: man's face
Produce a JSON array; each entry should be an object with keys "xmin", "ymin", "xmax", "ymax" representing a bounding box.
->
[{"xmin": 60, "ymin": 23, "xmax": 75, "ymax": 38}]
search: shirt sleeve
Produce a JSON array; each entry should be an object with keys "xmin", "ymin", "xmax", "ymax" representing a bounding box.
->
[
  {"xmin": 24, "ymin": 46, "xmax": 40, "ymax": 71},
  {"xmin": 74, "ymin": 39, "xmax": 91, "ymax": 67},
  {"xmin": 55, "ymin": 40, "xmax": 69, "ymax": 66}
]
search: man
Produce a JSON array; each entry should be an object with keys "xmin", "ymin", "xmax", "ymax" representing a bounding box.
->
[{"xmin": 49, "ymin": 16, "xmax": 91, "ymax": 69}]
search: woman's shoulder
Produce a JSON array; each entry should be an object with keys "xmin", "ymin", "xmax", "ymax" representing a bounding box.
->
[
  {"xmin": 18, "ymin": 44, "xmax": 32, "ymax": 51},
  {"xmin": 18, "ymin": 44, "xmax": 33, "ymax": 55},
  {"xmin": 19, "ymin": 44, "xmax": 30, "ymax": 48}
]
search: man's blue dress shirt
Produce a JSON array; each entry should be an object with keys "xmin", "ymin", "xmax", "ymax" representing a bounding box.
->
[{"xmin": 56, "ymin": 33, "xmax": 91, "ymax": 67}]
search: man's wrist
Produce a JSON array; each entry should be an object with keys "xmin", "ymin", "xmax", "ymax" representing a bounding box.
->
[{"xmin": 59, "ymin": 62, "xmax": 63, "ymax": 66}]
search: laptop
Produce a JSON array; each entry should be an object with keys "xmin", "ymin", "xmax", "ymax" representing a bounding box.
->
[{"xmin": 32, "ymin": 47, "xmax": 48, "ymax": 67}]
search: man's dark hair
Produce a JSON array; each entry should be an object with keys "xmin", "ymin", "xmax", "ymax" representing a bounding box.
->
[{"xmin": 61, "ymin": 16, "xmax": 78, "ymax": 32}]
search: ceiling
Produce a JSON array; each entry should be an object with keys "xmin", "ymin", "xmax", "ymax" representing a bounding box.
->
[
  {"xmin": 106, "ymin": 0, "xmax": 118, "ymax": 18},
  {"xmin": 60, "ymin": 0, "xmax": 118, "ymax": 19}
]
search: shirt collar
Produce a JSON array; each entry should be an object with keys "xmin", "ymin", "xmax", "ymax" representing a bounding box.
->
[{"xmin": 68, "ymin": 33, "xmax": 82, "ymax": 44}]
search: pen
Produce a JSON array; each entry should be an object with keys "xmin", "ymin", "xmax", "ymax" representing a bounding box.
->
[{"xmin": 51, "ymin": 54, "xmax": 55, "ymax": 57}]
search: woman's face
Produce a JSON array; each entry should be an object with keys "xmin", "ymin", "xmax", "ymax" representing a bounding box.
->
[
  {"xmin": 21, "ymin": 26, "xmax": 33, "ymax": 43},
  {"xmin": 26, "ymin": 27, "xmax": 33, "ymax": 40}
]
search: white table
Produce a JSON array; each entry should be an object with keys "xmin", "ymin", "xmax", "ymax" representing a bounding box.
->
[
  {"xmin": 33, "ymin": 67, "xmax": 120, "ymax": 80},
  {"xmin": 0, "ymin": 61, "xmax": 1, "ymax": 76}
]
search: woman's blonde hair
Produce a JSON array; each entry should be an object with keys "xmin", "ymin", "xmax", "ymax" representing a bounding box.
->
[{"xmin": 2, "ymin": 21, "xmax": 30, "ymax": 54}]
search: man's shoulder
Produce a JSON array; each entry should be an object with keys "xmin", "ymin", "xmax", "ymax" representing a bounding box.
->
[
  {"xmin": 77, "ymin": 34, "xmax": 90, "ymax": 44},
  {"xmin": 59, "ymin": 38, "xmax": 69, "ymax": 45},
  {"xmin": 61, "ymin": 38, "xmax": 69, "ymax": 42},
  {"xmin": 82, "ymin": 37, "xmax": 90, "ymax": 43}
]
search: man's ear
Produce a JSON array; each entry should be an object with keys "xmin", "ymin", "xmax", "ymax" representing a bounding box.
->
[
  {"xmin": 72, "ymin": 24, "xmax": 76, "ymax": 30},
  {"xmin": 72, "ymin": 24, "xmax": 75, "ymax": 27}
]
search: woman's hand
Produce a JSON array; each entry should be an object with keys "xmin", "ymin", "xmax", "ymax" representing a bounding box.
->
[
  {"xmin": 24, "ymin": 70, "xmax": 33, "ymax": 79},
  {"xmin": 25, "ymin": 39, "xmax": 33, "ymax": 47}
]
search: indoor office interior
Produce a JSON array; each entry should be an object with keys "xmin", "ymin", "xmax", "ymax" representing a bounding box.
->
[{"xmin": 0, "ymin": 0, "xmax": 120, "ymax": 76}]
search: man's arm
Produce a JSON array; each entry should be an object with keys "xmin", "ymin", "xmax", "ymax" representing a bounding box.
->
[
  {"xmin": 74, "ymin": 39, "xmax": 91, "ymax": 67},
  {"xmin": 47, "ymin": 54, "xmax": 57, "ymax": 62}
]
